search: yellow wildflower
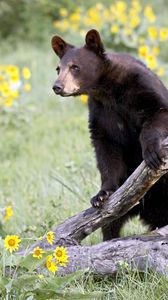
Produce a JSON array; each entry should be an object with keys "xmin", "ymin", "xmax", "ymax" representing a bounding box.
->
[
  {"xmin": 69, "ymin": 12, "xmax": 80, "ymax": 23},
  {"xmin": 152, "ymin": 46, "xmax": 160, "ymax": 56},
  {"xmin": 116, "ymin": 1, "xmax": 127, "ymax": 12},
  {"xmin": 58, "ymin": 256, "xmax": 69, "ymax": 267},
  {"xmin": 103, "ymin": 9, "xmax": 110, "ymax": 18},
  {"xmin": 6, "ymin": 65, "xmax": 19, "ymax": 75},
  {"xmin": 32, "ymin": 246, "xmax": 45, "ymax": 259},
  {"xmin": 148, "ymin": 27, "xmax": 158, "ymax": 40},
  {"xmin": 11, "ymin": 90, "xmax": 19, "ymax": 99},
  {"xmin": 130, "ymin": 16, "xmax": 140, "ymax": 29},
  {"xmin": 54, "ymin": 246, "xmax": 69, "ymax": 266},
  {"xmin": 11, "ymin": 76, "xmax": 19, "ymax": 83},
  {"xmin": 159, "ymin": 28, "xmax": 168, "ymax": 42},
  {"xmin": 46, "ymin": 255, "xmax": 58, "ymax": 273},
  {"xmin": 22, "ymin": 67, "xmax": 31, "ymax": 79},
  {"xmin": 111, "ymin": 24, "xmax": 119, "ymax": 34},
  {"xmin": 3, "ymin": 206, "xmax": 13, "ymax": 222},
  {"xmin": 144, "ymin": 5, "xmax": 156, "ymax": 23},
  {"xmin": 24, "ymin": 83, "xmax": 31, "ymax": 92},
  {"xmin": 4, "ymin": 97, "xmax": 14, "ymax": 107},
  {"xmin": 46, "ymin": 231, "xmax": 55, "ymax": 245},
  {"xmin": 80, "ymin": 95, "xmax": 88, "ymax": 104},
  {"xmin": 157, "ymin": 67, "xmax": 165, "ymax": 77},
  {"xmin": 138, "ymin": 45, "xmax": 149, "ymax": 58},
  {"xmin": 4, "ymin": 235, "xmax": 21, "ymax": 253},
  {"xmin": 145, "ymin": 54, "xmax": 158, "ymax": 70},
  {"xmin": 59, "ymin": 8, "xmax": 68, "ymax": 17}
]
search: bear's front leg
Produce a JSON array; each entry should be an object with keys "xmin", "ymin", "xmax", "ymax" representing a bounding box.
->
[
  {"xmin": 90, "ymin": 137, "xmax": 127, "ymax": 208},
  {"xmin": 140, "ymin": 109, "xmax": 168, "ymax": 170}
]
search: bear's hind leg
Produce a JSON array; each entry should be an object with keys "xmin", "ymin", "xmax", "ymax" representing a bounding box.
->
[{"xmin": 102, "ymin": 214, "xmax": 129, "ymax": 241}]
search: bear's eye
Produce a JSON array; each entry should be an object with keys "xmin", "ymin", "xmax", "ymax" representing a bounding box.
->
[
  {"xmin": 70, "ymin": 65, "xmax": 80, "ymax": 72},
  {"xmin": 56, "ymin": 66, "xmax": 60, "ymax": 75}
]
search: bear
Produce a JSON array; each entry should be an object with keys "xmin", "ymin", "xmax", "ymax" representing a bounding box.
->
[{"xmin": 51, "ymin": 29, "xmax": 168, "ymax": 241}]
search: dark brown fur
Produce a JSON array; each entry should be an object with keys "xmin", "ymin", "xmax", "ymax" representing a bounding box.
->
[{"xmin": 51, "ymin": 30, "xmax": 168, "ymax": 240}]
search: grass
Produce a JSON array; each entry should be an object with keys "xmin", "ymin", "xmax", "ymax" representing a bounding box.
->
[{"xmin": 0, "ymin": 40, "xmax": 168, "ymax": 298}]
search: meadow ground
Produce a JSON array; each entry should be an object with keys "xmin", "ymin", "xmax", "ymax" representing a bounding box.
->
[{"xmin": 0, "ymin": 40, "xmax": 168, "ymax": 299}]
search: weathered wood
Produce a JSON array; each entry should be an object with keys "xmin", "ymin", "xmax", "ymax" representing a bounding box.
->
[{"xmin": 56, "ymin": 225, "xmax": 168, "ymax": 277}]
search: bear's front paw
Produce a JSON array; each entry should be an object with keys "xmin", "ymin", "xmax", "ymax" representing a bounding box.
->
[
  {"xmin": 143, "ymin": 144, "xmax": 165, "ymax": 170},
  {"xmin": 90, "ymin": 190, "xmax": 112, "ymax": 208}
]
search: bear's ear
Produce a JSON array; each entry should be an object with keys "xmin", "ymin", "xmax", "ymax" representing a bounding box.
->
[
  {"xmin": 85, "ymin": 29, "xmax": 104, "ymax": 56},
  {"xmin": 51, "ymin": 36, "xmax": 73, "ymax": 58}
]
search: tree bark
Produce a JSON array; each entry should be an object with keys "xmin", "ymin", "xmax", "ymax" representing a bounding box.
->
[
  {"xmin": 57, "ymin": 226, "xmax": 168, "ymax": 277},
  {"xmin": 21, "ymin": 138, "xmax": 168, "ymax": 277}
]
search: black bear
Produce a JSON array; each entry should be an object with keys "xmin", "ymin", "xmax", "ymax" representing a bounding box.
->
[{"xmin": 51, "ymin": 29, "xmax": 168, "ymax": 241}]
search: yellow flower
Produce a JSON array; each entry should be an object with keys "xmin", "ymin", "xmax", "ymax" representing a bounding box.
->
[
  {"xmin": 58, "ymin": 255, "xmax": 69, "ymax": 267},
  {"xmin": 59, "ymin": 8, "xmax": 68, "ymax": 17},
  {"xmin": 103, "ymin": 9, "xmax": 110, "ymax": 18},
  {"xmin": 1, "ymin": 84, "xmax": 11, "ymax": 97},
  {"xmin": 32, "ymin": 246, "xmax": 45, "ymax": 259},
  {"xmin": 10, "ymin": 74, "xmax": 19, "ymax": 83},
  {"xmin": 6, "ymin": 65, "xmax": 19, "ymax": 75},
  {"xmin": 22, "ymin": 67, "xmax": 31, "ymax": 79},
  {"xmin": 152, "ymin": 46, "xmax": 160, "ymax": 56},
  {"xmin": 116, "ymin": 1, "xmax": 127, "ymax": 12},
  {"xmin": 148, "ymin": 27, "xmax": 158, "ymax": 40},
  {"xmin": 144, "ymin": 5, "xmax": 156, "ymax": 23},
  {"xmin": 138, "ymin": 45, "xmax": 149, "ymax": 58},
  {"xmin": 130, "ymin": 16, "xmax": 140, "ymax": 29},
  {"xmin": 3, "ymin": 206, "xmax": 13, "ymax": 222},
  {"xmin": 111, "ymin": 24, "xmax": 119, "ymax": 34},
  {"xmin": 69, "ymin": 12, "xmax": 80, "ymax": 23},
  {"xmin": 11, "ymin": 90, "xmax": 19, "ymax": 99},
  {"xmin": 87, "ymin": 7, "xmax": 102, "ymax": 27},
  {"xmin": 46, "ymin": 255, "xmax": 58, "ymax": 273},
  {"xmin": 46, "ymin": 231, "xmax": 55, "ymax": 245},
  {"xmin": 157, "ymin": 67, "xmax": 165, "ymax": 77},
  {"xmin": 4, "ymin": 97, "xmax": 14, "ymax": 107},
  {"xmin": 80, "ymin": 95, "xmax": 88, "ymax": 104},
  {"xmin": 24, "ymin": 83, "xmax": 31, "ymax": 92},
  {"xmin": 145, "ymin": 54, "xmax": 158, "ymax": 70},
  {"xmin": 54, "ymin": 246, "xmax": 69, "ymax": 266},
  {"xmin": 4, "ymin": 235, "xmax": 21, "ymax": 253},
  {"xmin": 159, "ymin": 28, "xmax": 168, "ymax": 42}
]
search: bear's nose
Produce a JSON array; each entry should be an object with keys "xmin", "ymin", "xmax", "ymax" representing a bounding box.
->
[{"xmin": 52, "ymin": 83, "xmax": 63, "ymax": 94}]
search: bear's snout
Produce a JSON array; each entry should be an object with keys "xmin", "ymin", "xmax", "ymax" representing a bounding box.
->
[{"xmin": 52, "ymin": 82, "xmax": 64, "ymax": 95}]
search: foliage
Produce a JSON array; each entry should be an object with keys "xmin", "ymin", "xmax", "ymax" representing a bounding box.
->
[
  {"xmin": 0, "ymin": 230, "xmax": 72, "ymax": 298},
  {"xmin": 0, "ymin": 0, "xmax": 82, "ymax": 42},
  {"xmin": 54, "ymin": 0, "xmax": 168, "ymax": 76}
]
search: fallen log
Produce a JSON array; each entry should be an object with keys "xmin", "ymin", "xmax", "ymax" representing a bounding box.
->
[
  {"xmin": 57, "ymin": 225, "xmax": 168, "ymax": 277},
  {"xmin": 21, "ymin": 138, "xmax": 168, "ymax": 276}
]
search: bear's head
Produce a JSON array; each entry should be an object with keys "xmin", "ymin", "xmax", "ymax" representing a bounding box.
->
[{"xmin": 51, "ymin": 29, "xmax": 106, "ymax": 97}]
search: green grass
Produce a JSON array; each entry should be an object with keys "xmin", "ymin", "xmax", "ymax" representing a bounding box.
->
[{"xmin": 0, "ymin": 40, "xmax": 168, "ymax": 299}]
